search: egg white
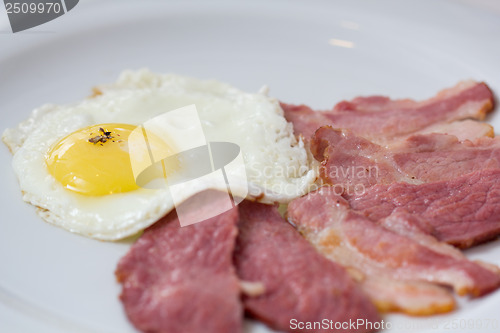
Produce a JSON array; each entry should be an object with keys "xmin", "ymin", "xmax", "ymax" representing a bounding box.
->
[{"xmin": 2, "ymin": 69, "xmax": 315, "ymax": 240}]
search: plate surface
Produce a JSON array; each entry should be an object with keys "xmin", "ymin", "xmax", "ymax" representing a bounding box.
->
[{"xmin": 1, "ymin": 0, "xmax": 500, "ymax": 332}]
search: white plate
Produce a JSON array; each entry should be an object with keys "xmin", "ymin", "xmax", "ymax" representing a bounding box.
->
[{"xmin": 1, "ymin": 0, "xmax": 500, "ymax": 332}]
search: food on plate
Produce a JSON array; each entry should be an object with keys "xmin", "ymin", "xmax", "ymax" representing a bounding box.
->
[
  {"xmin": 234, "ymin": 201, "xmax": 380, "ymax": 332},
  {"xmin": 349, "ymin": 169, "xmax": 500, "ymax": 248},
  {"xmin": 282, "ymin": 80, "xmax": 494, "ymax": 143},
  {"xmin": 116, "ymin": 191, "xmax": 242, "ymax": 333},
  {"xmin": 117, "ymin": 197, "xmax": 381, "ymax": 333},
  {"xmin": 287, "ymin": 187, "xmax": 500, "ymax": 314},
  {"xmin": 310, "ymin": 126, "xmax": 500, "ymax": 194},
  {"xmin": 4, "ymin": 69, "xmax": 500, "ymax": 332},
  {"xmin": 2, "ymin": 69, "xmax": 314, "ymax": 240}
]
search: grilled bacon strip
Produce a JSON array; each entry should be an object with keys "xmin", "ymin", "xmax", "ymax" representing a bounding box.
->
[
  {"xmin": 283, "ymin": 80, "xmax": 494, "ymax": 143},
  {"xmin": 288, "ymin": 187, "xmax": 500, "ymax": 315}
]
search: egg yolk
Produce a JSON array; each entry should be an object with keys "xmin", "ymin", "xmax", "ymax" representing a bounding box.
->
[{"xmin": 46, "ymin": 124, "xmax": 168, "ymax": 196}]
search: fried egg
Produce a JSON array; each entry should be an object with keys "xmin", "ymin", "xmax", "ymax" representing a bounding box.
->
[{"xmin": 2, "ymin": 69, "xmax": 315, "ymax": 240}]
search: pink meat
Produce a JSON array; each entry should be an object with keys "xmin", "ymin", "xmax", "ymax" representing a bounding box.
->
[
  {"xmin": 391, "ymin": 134, "xmax": 500, "ymax": 182},
  {"xmin": 311, "ymin": 126, "xmax": 500, "ymax": 197},
  {"xmin": 116, "ymin": 194, "xmax": 242, "ymax": 333},
  {"xmin": 282, "ymin": 80, "xmax": 494, "ymax": 142},
  {"xmin": 288, "ymin": 188, "xmax": 500, "ymax": 299},
  {"xmin": 286, "ymin": 190, "xmax": 457, "ymax": 316},
  {"xmin": 350, "ymin": 169, "xmax": 500, "ymax": 248},
  {"xmin": 310, "ymin": 126, "xmax": 407, "ymax": 195},
  {"xmin": 234, "ymin": 201, "xmax": 380, "ymax": 333}
]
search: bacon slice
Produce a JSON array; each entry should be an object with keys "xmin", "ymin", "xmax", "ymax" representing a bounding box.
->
[
  {"xmin": 116, "ymin": 193, "xmax": 242, "ymax": 333},
  {"xmin": 311, "ymin": 126, "xmax": 500, "ymax": 197},
  {"xmin": 350, "ymin": 169, "xmax": 500, "ymax": 248},
  {"xmin": 234, "ymin": 201, "xmax": 380, "ymax": 332},
  {"xmin": 288, "ymin": 188, "xmax": 500, "ymax": 309},
  {"xmin": 282, "ymin": 81, "xmax": 494, "ymax": 143}
]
